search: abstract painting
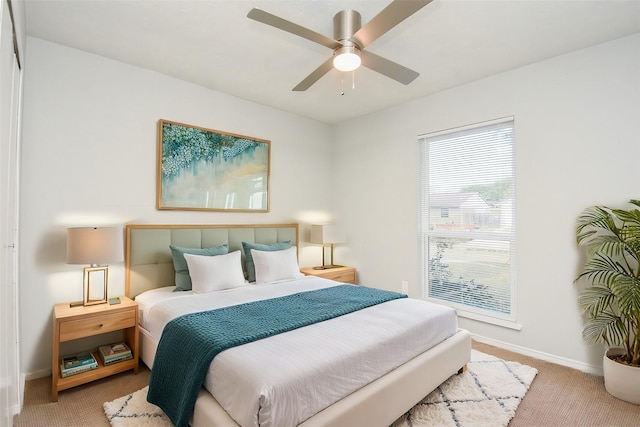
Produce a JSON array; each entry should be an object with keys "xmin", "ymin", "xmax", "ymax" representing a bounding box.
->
[{"xmin": 157, "ymin": 119, "xmax": 270, "ymax": 212}]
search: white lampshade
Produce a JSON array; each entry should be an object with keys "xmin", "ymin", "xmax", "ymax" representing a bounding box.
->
[
  {"xmin": 67, "ymin": 227, "xmax": 123, "ymax": 265},
  {"xmin": 333, "ymin": 46, "xmax": 361, "ymax": 72},
  {"xmin": 310, "ymin": 225, "xmax": 346, "ymax": 270},
  {"xmin": 310, "ymin": 225, "xmax": 346, "ymax": 245}
]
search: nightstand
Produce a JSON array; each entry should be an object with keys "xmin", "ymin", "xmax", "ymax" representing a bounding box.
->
[
  {"xmin": 51, "ymin": 296, "xmax": 139, "ymax": 401},
  {"xmin": 300, "ymin": 266, "xmax": 357, "ymax": 284}
]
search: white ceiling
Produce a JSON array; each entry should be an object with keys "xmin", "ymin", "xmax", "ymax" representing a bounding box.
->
[{"xmin": 24, "ymin": 0, "xmax": 640, "ymax": 124}]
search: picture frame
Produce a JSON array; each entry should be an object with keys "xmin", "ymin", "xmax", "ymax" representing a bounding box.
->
[{"xmin": 157, "ymin": 119, "xmax": 270, "ymax": 212}]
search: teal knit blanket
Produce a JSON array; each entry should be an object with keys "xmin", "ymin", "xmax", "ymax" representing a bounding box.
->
[{"xmin": 146, "ymin": 284, "xmax": 406, "ymax": 427}]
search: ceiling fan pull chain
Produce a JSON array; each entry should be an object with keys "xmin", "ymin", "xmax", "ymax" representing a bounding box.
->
[{"xmin": 352, "ymin": 70, "xmax": 356, "ymax": 90}]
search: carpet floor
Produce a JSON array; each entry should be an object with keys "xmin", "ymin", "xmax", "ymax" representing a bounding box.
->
[{"xmin": 14, "ymin": 341, "xmax": 640, "ymax": 426}]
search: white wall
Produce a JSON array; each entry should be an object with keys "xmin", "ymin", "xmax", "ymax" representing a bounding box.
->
[
  {"xmin": 19, "ymin": 37, "xmax": 335, "ymax": 377},
  {"xmin": 333, "ymin": 33, "xmax": 640, "ymax": 371}
]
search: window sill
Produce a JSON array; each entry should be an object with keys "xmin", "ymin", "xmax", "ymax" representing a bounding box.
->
[
  {"xmin": 426, "ymin": 298, "xmax": 522, "ymax": 330},
  {"xmin": 456, "ymin": 308, "xmax": 522, "ymax": 331}
]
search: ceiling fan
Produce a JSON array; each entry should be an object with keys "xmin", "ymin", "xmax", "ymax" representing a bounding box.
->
[{"xmin": 247, "ymin": 0, "xmax": 433, "ymax": 91}]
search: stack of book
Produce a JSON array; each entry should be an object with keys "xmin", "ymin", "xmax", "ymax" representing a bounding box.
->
[
  {"xmin": 60, "ymin": 352, "xmax": 98, "ymax": 377},
  {"xmin": 98, "ymin": 342, "xmax": 132, "ymax": 365}
]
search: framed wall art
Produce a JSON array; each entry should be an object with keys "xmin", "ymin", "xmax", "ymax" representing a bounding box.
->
[{"xmin": 157, "ymin": 119, "xmax": 270, "ymax": 212}]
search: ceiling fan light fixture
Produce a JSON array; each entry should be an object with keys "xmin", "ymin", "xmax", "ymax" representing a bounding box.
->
[{"xmin": 333, "ymin": 46, "xmax": 361, "ymax": 72}]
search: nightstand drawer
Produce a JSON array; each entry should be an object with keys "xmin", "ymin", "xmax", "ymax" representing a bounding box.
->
[
  {"xmin": 300, "ymin": 266, "xmax": 357, "ymax": 284},
  {"xmin": 322, "ymin": 269, "xmax": 356, "ymax": 283},
  {"xmin": 59, "ymin": 310, "xmax": 136, "ymax": 342}
]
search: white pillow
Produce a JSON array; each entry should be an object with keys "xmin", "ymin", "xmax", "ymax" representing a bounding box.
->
[
  {"xmin": 183, "ymin": 250, "xmax": 246, "ymax": 293},
  {"xmin": 251, "ymin": 246, "xmax": 304, "ymax": 284}
]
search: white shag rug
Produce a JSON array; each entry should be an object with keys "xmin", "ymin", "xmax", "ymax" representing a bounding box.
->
[
  {"xmin": 104, "ymin": 350, "xmax": 537, "ymax": 427},
  {"xmin": 103, "ymin": 386, "xmax": 173, "ymax": 427},
  {"xmin": 392, "ymin": 350, "xmax": 538, "ymax": 427}
]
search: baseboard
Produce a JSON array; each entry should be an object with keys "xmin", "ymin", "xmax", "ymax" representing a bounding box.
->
[
  {"xmin": 20, "ymin": 373, "xmax": 25, "ymax": 411},
  {"xmin": 10, "ymin": 402, "xmax": 20, "ymax": 418},
  {"xmin": 24, "ymin": 368, "xmax": 50, "ymax": 382},
  {"xmin": 24, "ymin": 336, "xmax": 604, "ymax": 382},
  {"xmin": 471, "ymin": 333, "xmax": 604, "ymax": 376}
]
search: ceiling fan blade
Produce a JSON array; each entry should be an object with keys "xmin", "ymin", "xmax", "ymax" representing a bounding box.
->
[
  {"xmin": 360, "ymin": 50, "xmax": 419, "ymax": 85},
  {"xmin": 247, "ymin": 8, "xmax": 341, "ymax": 50},
  {"xmin": 292, "ymin": 57, "xmax": 335, "ymax": 91},
  {"xmin": 353, "ymin": 0, "xmax": 432, "ymax": 48}
]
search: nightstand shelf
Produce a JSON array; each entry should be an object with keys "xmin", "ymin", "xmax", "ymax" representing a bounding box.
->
[
  {"xmin": 51, "ymin": 296, "xmax": 139, "ymax": 401},
  {"xmin": 300, "ymin": 266, "xmax": 357, "ymax": 284}
]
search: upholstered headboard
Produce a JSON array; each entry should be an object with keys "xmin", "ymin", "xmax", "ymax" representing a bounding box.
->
[{"xmin": 125, "ymin": 223, "xmax": 299, "ymax": 299}]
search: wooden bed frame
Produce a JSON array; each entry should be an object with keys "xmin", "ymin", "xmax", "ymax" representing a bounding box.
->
[{"xmin": 125, "ymin": 223, "xmax": 471, "ymax": 427}]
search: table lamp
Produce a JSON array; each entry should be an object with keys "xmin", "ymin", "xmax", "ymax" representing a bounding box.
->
[
  {"xmin": 310, "ymin": 224, "xmax": 346, "ymax": 270},
  {"xmin": 66, "ymin": 227, "xmax": 123, "ymax": 307}
]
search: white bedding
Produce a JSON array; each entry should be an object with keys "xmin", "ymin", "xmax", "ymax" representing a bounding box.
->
[{"xmin": 137, "ymin": 276, "xmax": 458, "ymax": 427}]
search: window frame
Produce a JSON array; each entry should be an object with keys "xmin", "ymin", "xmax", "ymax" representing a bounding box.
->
[{"xmin": 418, "ymin": 117, "xmax": 519, "ymax": 328}]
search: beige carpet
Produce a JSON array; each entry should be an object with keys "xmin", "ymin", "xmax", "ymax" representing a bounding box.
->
[
  {"xmin": 14, "ymin": 342, "xmax": 640, "ymax": 427},
  {"xmin": 473, "ymin": 342, "xmax": 640, "ymax": 427},
  {"xmin": 15, "ymin": 367, "xmax": 151, "ymax": 427}
]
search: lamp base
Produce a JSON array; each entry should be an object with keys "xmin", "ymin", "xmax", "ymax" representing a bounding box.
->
[
  {"xmin": 69, "ymin": 299, "xmax": 108, "ymax": 308},
  {"xmin": 313, "ymin": 264, "xmax": 344, "ymax": 270},
  {"xmin": 70, "ymin": 266, "xmax": 110, "ymax": 307}
]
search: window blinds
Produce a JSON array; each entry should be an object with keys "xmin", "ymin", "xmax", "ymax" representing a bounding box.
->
[{"xmin": 419, "ymin": 117, "xmax": 515, "ymax": 318}]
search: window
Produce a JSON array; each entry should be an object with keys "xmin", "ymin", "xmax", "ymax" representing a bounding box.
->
[{"xmin": 419, "ymin": 117, "xmax": 516, "ymax": 322}]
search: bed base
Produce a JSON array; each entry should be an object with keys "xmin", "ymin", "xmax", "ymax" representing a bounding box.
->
[
  {"xmin": 140, "ymin": 322, "xmax": 471, "ymax": 426},
  {"xmin": 141, "ymin": 324, "xmax": 471, "ymax": 426},
  {"xmin": 190, "ymin": 329, "xmax": 471, "ymax": 427}
]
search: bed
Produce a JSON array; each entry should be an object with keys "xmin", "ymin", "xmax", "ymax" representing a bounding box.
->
[{"xmin": 125, "ymin": 223, "xmax": 471, "ymax": 427}]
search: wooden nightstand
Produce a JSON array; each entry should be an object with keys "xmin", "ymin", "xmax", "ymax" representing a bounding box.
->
[
  {"xmin": 300, "ymin": 266, "xmax": 357, "ymax": 284},
  {"xmin": 51, "ymin": 296, "xmax": 139, "ymax": 401}
]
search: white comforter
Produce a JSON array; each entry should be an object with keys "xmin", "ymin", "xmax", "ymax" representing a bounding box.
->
[{"xmin": 137, "ymin": 277, "xmax": 458, "ymax": 427}]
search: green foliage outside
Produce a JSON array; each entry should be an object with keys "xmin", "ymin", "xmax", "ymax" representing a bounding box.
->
[
  {"xmin": 429, "ymin": 237, "xmax": 510, "ymax": 314},
  {"xmin": 461, "ymin": 178, "xmax": 513, "ymax": 204}
]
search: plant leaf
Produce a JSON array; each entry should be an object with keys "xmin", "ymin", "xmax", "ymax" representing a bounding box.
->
[{"xmin": 582, "ymin": 312, "xmax": 627, "ymax": 346}]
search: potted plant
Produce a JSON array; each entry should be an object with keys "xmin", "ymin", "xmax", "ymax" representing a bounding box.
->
[{"xmin": 575, "ymin": 199, "xmax": 640, "ymax": 405}]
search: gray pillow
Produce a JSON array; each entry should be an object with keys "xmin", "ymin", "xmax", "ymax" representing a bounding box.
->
[
  {"xmin": 241, "ymin": 241, "xmax": 291, "ymax": 282},
  {"xmin": 169, "ymin": 244, "xmax": 229, "ymax": 291}
]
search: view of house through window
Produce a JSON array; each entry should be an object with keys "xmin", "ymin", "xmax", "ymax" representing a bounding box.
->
[{"xmin": 419, "ymin": 117, "xmax": 515, "ymax": 319}]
